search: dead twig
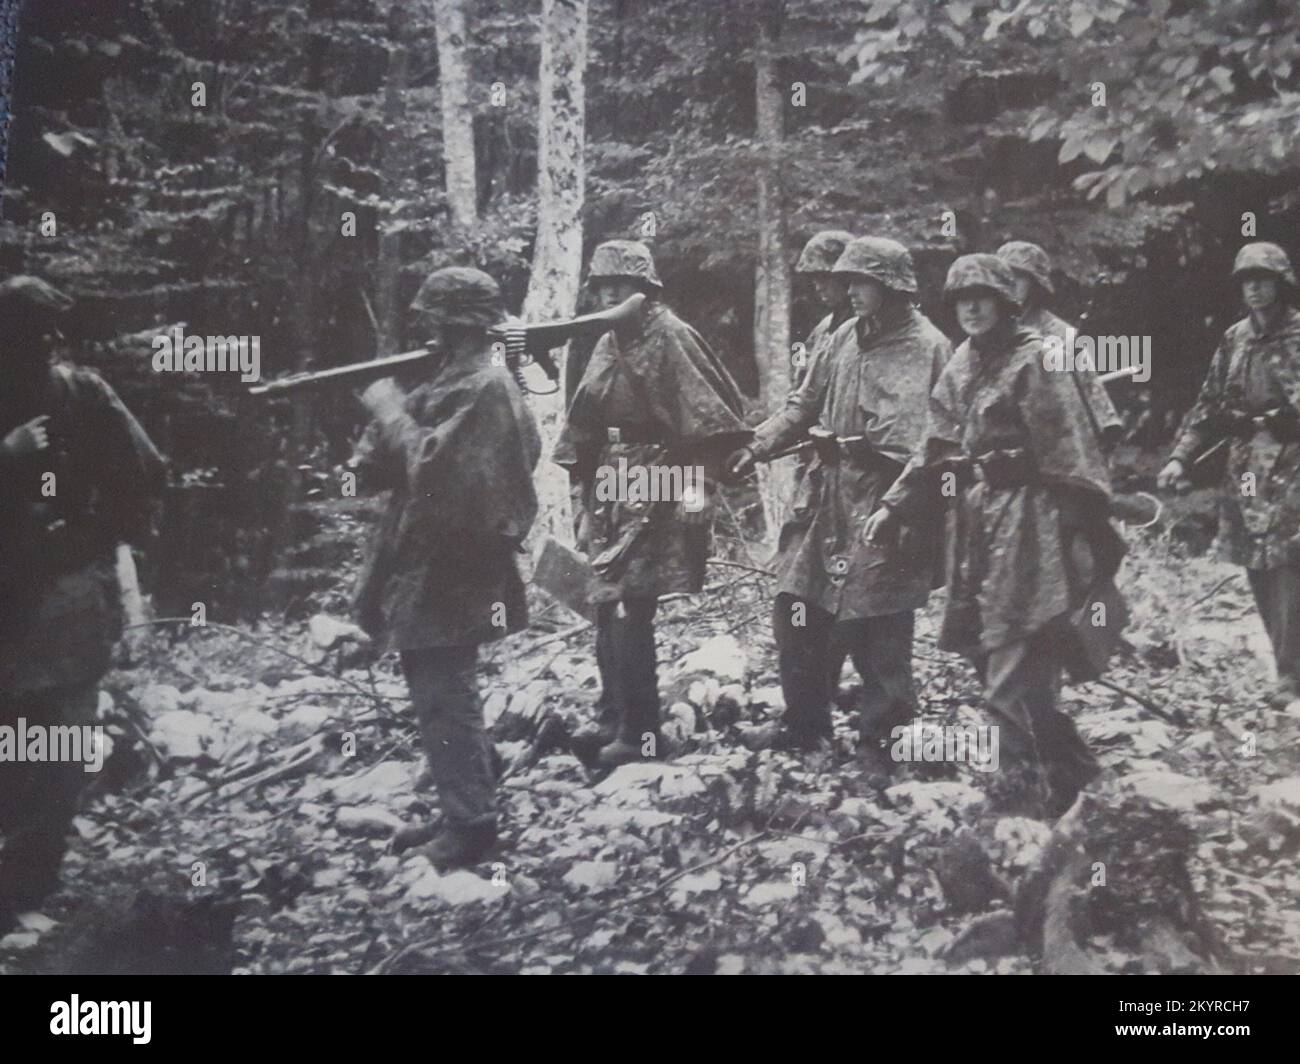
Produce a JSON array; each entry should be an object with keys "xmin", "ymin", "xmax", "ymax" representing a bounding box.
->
[
  {"xmin": 1089, "ymin": 677, "xmax": 1187, "ymax": 727},
  {"xmin": 218, "ymin": 734, "xmax": 329, "ymax": 798},
  {"xmin": 723, "ymin": 606, "xmax": 769, "ymax": 636},
  {"xmin": 706, "ymin": 557, "xmax": 775, "ymax": 579},
  {"xmin": 1186, "ymin": 571, "xmax": 1243, "ymax": 613},
  {"xmin": 509, "ymin": 619, "xmax": 592, "ymax": 654},
  {"xmin": 186, "ymin": 732, "xmax": 331, "ymax": 808},
  {"xmin": 123, "ymin": 617, "xmax": 399, "ymax": 718}
]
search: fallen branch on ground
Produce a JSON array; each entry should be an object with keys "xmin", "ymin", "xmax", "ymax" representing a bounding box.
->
[
  {"xmin": 1089, "ymin": 678, "xmax": 1187, "ymax": 727},
  {"xmin": 123, "ymin": 618, "xmax": 398, "ymax": 718}
]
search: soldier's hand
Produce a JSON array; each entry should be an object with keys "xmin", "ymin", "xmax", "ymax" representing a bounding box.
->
[
  {"xmin": 360, "ymin": 378, "xmax": 405, "ymax": 417},
  {"xmin": 1156, "ymin": 458, "xmax": 1191, "ymax": 494},
  {"xmin": 2, "ymin": 415, "xmax": 50, "ymax": 457},
  {"xmin": 727, "ymin": 446, "xmax": 756, "ymax": 479},
  {"xmin": 574, "ymin": 508, "xmax": 591, "ymax": 553},
  {"xmin": 862, "ymin": 505, "xmax": 896, "ymax": 546}
]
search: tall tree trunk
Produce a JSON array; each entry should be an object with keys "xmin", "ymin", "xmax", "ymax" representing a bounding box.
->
[
  {"xmin": 432, "ymin": 0, "xmax": 477, "ymax": 230},
  {"xmin": 375, "ymin": 2, "xmax": 410, "ymax": 355},
  {"xmin": 0, "ymin": 0, "xmax": 20, "ymax": 219},
  {"xmin": 260, "ymin": 5, "xmax": 324, "ymax": 611},
  {"xmin": 753, "ymin": 1, "xmax": 791, "ymax": 544},
  {"xmin": 523, "ymin": 0, "xmax": 587, "ymax": 545}
]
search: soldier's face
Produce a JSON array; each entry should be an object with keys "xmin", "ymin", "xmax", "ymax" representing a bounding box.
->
[
  {"xmin": 595, "ymin": 280, "xmax": 640, "ymax": 309},
  {"xmin": 1241, "ymin": 274, "xmax": 1279, "ymax": 310},
  {"xmin": 812, "ymin": 276, "xmax": 845, "ymax": 307},
  {"xmin": 955, "ymin": 293, "xmax": 1001, "ymax": 337},
  {"xmin": 847, "ymin": 277, "xmax": 887, "ymax": 318},
  {"xmin": 1009, "ymin": 273, "xmax": 1033, "ymax": 305},
  {"xmin": 3, "ymin": 326, "xmax": 57, "ymax": 379}
]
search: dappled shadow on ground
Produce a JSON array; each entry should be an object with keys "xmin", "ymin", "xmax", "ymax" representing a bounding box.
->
[{"xmin": 3, "ymin": 521, "xmax": 1297, "ymax": 975}]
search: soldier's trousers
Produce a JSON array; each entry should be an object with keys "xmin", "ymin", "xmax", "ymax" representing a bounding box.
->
[
  {"xmin": 1247, "ymin": 563, "xmax": 1300, "ymax": 697},
  {"xmin": 400, "ymin": 646, "xmax": 495, "ymax": 831},
  {"xmin": 978, "ymin": 630, "xmax": 1100, "ymax": 816},
  {"xmin": 0, "ymin": 681, "xmax": 98, "ymax": 912},
  {"xmin": 594, "ymin": 598, "xmax": 661, "ymax": 744},
  {"xmin": 773, "ymin": 593, "xmax": 917, "ymax": 744}
]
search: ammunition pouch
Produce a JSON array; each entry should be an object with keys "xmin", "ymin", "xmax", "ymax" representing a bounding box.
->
[
  {"xmin": 973, "ymin": 448, "xmax": 1035, "ymax": 489},
  {"xmin": 806, "ymin": 434, "xmax": 837, "ymax": 463},
  {"xmin": 1207, "ymin": 405, "xmax": 1300, "ymax": 444},
  {"xmin": 1263, "ymin": 408, "xmax": 1300, "ymax": 443},
  {"xmin": 15, "ymin": 504, "xmax": 109, "ymax": 579},
  {"xmin": 1217, "ymin": 408, "xmax": 1261, "ymax": 440}
]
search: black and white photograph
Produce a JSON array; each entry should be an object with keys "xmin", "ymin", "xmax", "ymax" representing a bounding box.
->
[{"xmin": 0, "ymin": 0, "xmax": 1296, "ymax": 1007}]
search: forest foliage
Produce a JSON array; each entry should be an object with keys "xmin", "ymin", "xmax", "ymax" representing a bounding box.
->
[{"xmin": 4, "ymin": 0, "xmax": 1299, "ymax": 495}]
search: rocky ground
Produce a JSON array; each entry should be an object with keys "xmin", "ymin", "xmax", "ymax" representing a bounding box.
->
[{"xmin": 2, "ymin": 515, "xmax": 1297, "ymax": 975}]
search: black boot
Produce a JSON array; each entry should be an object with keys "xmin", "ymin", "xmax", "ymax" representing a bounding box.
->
[
  {"xmin": 423, "ymin": 822, "xmax": 498, "ymax": 871},
  {"xmin": 572, "ymin": 692, "xmax": 619, "ymax": 759},
  {"xmin": 392, "ymin": 820, "xmax": 440, "ymax": 854}
]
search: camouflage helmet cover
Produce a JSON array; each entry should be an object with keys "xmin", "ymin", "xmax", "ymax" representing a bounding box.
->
[
  {"xmin": 1, "ymin": 276, "xmax": 74, "ymax": 353},
  {"xmin": 996, "ymin": 240, "xmax": 1054, "ymax": 295},
  {"xmin": 410, "ymin": 266, "xmax": 504, "ymax": 326},
  {"xmin": 796, "ymin": 229, "xmax": 856, "ymax": 274},
  {"xmin": 831, "ymin": 236, "xmax": 918, "ymax": 294},
  {"xmin": 0, "ymin": 274, "xmax": 74, "ymax": 318},
  {"xmin": 587, "ymin": 239, "xmax": 663, "ymax": 289},
  {"xmin": 943, "ymin": 253, "xmax": 1020, "ymax": 304},
  {"xmin": 1231, "ymin": 242, "xmax": 1296, "ymax": 286}
]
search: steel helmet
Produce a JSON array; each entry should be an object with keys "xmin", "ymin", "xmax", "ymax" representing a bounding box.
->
[
  {"xmin": 587, "ymin": 240, "xmax": 663, "ymax": 289},
  {"xmin": 1231, "ymin": 242, "xmax": 1296, "ymax": 286},
  {"xmin": 410, "ymin": 266, "xmax": 504, "ymax": 327},
  {"xmin": 943, "ymin": 253, "xmax": 1019, "ymax": 304},
  {"xmin": 796, "ymin": 229, "xmax": 856, "ymax": 274},
  {"xmin": 996, "ymin": 240, "xmax": 1054, "ymax": 295}
]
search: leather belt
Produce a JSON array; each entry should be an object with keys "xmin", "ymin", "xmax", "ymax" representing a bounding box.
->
[{"xmin": 941, "ymin": 448, "xmax": 1036, "ymax": 490}]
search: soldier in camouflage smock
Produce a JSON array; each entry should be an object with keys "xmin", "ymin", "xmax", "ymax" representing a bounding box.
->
[
  {"xmin": 869, "ymin": 255, "xmax": 1126, "ymax": 818},
  {"xmin": 732, "ymin": 238, "xmax": 950, "ymax": 751},
  {"xmin": 998, "ymin": 240, "xmax": 1123, "ymax": 455},
  {"xmin": 0, "ymin": 276, "xmax": 165, "ymax": 926},
  {"xmin": 352, "ymin": 267, "xmax": 540, "ymax": 869},
  {"xmin": 556, "ymin": 241, "xmax": 749, "ymax": 767},
  {"xmin": 789, "ymin": 230, "xmax": 856, "ymax": 518},
  {"xmin": 1160, "ymin": 242, "xmax": 1300, "ymax": 708}
]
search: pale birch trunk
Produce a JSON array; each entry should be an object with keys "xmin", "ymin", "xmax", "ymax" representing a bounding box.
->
[
  {"xmin": 522, "ymin": 0, "xmax": 588, "ymax": 545},
  {"xmin": 375, "ymin": 3, "xmax": 410, "ymax": 354},
  {"xmin": 433, "ymin": 0, "xmax": 478, "ymax": 230},
  {"xmin": 754, "ymin": 5, "xmax": 792, "ymax": 546}
]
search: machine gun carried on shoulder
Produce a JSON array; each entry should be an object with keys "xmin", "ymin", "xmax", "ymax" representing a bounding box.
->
[{"xmin": 248, "ymin": 294, "xmax": 646, "ymax": 398}]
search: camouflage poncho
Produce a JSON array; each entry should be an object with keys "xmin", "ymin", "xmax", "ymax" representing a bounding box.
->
[
  {"xmin": 0, "ymin": 365, "xmax": 165, "ymax": 694},
  {"xmin": 795, "ymin": 307, "xmax": 852, "ymax": 391},
  {"xmin": 789, "ymin": 305, "xmax": 853, "ymax": 502},
  {"xmin": 1171, "ymin": 306, "xmax": 1300, "ymax": 570},
  {"xmin": 751, "ymin": 301, "xmax": 951, "ymax": 619},
  {"xmin": 883, "ymin": 324, "xmax": 1124, "ymax": 655},
  {"xmin": 554, "ymin": 301, "xmax": 748, "ymax": 602},
  {"xmin": 351, "ymin": 352, "xmax": 540, "ymax": 650},
  {"xmin": 1020, "ymin": 305, "xmax": 1123, "ymax": 450}
]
